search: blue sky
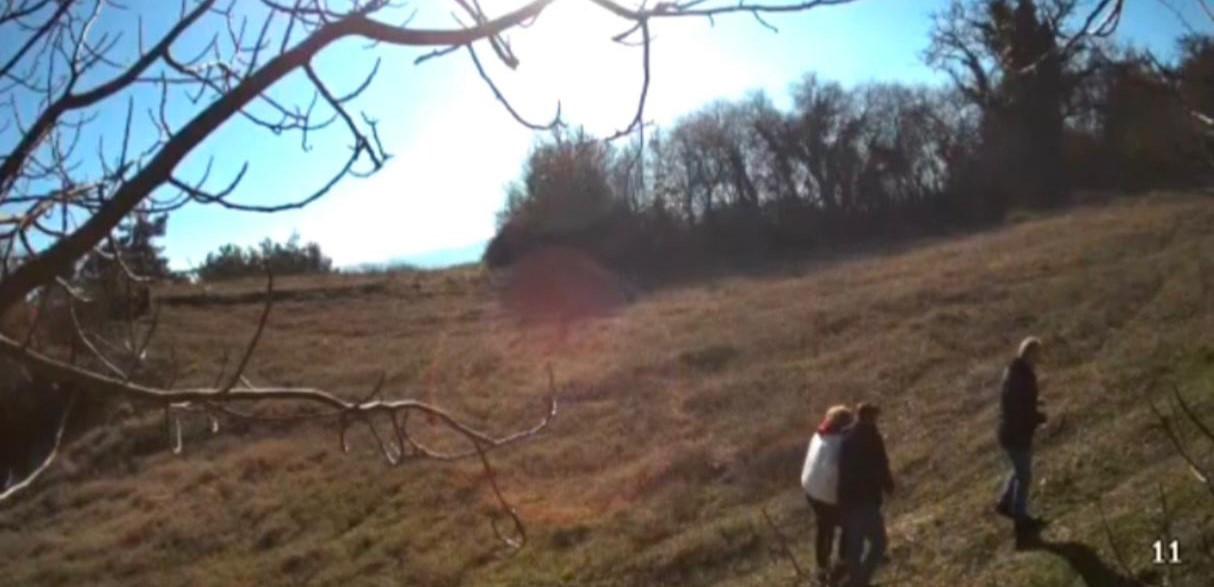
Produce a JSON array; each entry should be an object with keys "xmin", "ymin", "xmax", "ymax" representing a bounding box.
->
[{"xmin": 4, "ymin": 1, "xmax": 1209, "ymax": 270}]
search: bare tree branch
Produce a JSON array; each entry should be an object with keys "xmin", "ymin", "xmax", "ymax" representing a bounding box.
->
[
  {"xmin": 760, "ymin": 505, "xmax": 808, "ymax": 583},
  {"xmin": 0, "ymin": 391, "xmax": 76, "ymax": 501},
  {"xmin": 216, "ymin": 266, "xmax": 274, "ymax": 394},
  {"xmin": 1200, "ymin": 0, "xmax": 1214, "ymax": 22},
  {"xmin": 1149, "ymin": 397, "xmax": 1214, "ymax": 500},
  {"xmin": 467, "ymin": 43, "xmax": 562, "ymax": 132},
  {"xmin": 1096, "ymin": 496, "xmax": 1143, "ymax": 583},
  {"xmin": 0, "ymin": 0, "xmax": 853, "ymax": 546}
]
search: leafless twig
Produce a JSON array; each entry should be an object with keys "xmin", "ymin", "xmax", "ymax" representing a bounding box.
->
[
  {"xmin": 0, "ymin": 390, "xmax": 76, "ymax": 501},
  {"xmin": 1149, "ymin": 396, "xmax": 1214, "ymax": 501},
  {"xmin": 0, "ymin": 0, "xmax": 853, "ymax": 546},
  {"xmin": 760, "ymin": 505, "xmax": 807, "ymax": 583},
  {"xmin": 1096, "ymin": 497, "xmax": 1140, "ymax": 583}
]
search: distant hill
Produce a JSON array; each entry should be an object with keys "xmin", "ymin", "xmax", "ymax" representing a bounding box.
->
[{"xmin": 386, "ymin": 240, "xmax": 486, "ymax": 269}]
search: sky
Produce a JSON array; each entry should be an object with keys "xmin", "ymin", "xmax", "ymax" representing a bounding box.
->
[{"xmin": 3, "ymin": 1, "xmax": 1210, "ymax": 270}]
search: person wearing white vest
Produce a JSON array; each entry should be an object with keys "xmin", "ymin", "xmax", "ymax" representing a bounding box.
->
[{"xmin": 801, "ymin": 405, "xmax": 854, "ymax": 585}]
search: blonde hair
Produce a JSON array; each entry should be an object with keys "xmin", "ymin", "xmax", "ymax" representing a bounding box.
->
[
  {"xmin": 1018, "ymin": 336, "xmax": 1042, "ymax": 359},
  {"xmin": 820, "ymin": 404, "xmax": 854, "ymax": 432}
]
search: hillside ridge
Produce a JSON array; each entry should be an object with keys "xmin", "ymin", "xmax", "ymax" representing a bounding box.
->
[{"xmin": 2, "ymin": 193, "xmax": 1212, "ymax": 587}]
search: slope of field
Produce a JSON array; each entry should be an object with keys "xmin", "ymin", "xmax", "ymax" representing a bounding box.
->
[{"xmin": 3, "ymin": 193, "xmax": 1214, "ymax": 587}]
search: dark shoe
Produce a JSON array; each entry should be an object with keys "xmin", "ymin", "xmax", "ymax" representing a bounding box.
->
[
  {"xmin": 828, "ymin": 562, "xmax": 848, "ymax": 586},
  {"xmin": 814, "ymin": 569, "xmax": 830, "ymax": 586},
  {"xmin": 994, "ymin": 502, "xmax": 1013, "ymax": 518},
  {"xmin": 1015, "ymin": 515, "xmax": 1047, "ymax": 532},
  {"xmin": 1014, "ymin": 529, "xmax": 1043, "ymax": 550},
  {"xmin": 1013, "ymin": 516, "xmax": 1045, "ymax": 550}
]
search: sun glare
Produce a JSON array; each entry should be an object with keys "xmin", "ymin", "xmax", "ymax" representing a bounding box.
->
[
  {"xmin": 505, "ymin": 1, "xmax": 660, "ymax": 133},
  {"xmin": 498, "ymin": 2, "xmax": 777, "ymax": 135}
]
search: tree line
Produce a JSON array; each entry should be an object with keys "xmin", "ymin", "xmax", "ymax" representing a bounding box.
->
[
  {"xmin": 194, "ymin": 233, "xmax": 333, "ymax": 282},
  {"xmin": 83, "ymin": 224, "xmax": 333, "ymax": 285},
  {"xmin": 486, "ymin": 0, "xmax": 1214, "ymax": 280}
]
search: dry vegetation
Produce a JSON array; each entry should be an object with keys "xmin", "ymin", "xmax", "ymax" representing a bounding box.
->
[{"xmin": 2, "ymin": 192, "xmax": 1214, "ymax": 587}]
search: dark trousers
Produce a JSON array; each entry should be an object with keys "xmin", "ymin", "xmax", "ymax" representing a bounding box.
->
[
  {"xmin": 998, "ymin": 448, "xmax": 1033, "ymax": 519},
  {"xmin": 844, "ymin": 504, "xmax": 887, "ymax": 587},
  {"xmin": 807, "ymin": 495, "xmax": 847, "ymax": 572}
]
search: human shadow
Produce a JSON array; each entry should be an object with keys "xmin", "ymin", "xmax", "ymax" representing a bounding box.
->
[{"xmin": 1019, "ymin": 534, "xmax": 1141, "ymax": 587}]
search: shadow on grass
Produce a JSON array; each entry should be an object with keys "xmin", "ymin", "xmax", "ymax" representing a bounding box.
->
[{"xmin": 1021, "ymin": 536, "xmax": 1141, "ymax": 587}]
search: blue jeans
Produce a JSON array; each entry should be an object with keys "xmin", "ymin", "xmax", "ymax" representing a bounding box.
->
[
  {"xmin": 998, "ymin": 448, "xmax": 1033, "ymax": 518},
  {"xmin": 844, "ymin": 505, "xmax": 887, "ymax": 586}
]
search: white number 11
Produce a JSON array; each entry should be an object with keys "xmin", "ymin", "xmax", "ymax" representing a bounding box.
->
[{"xmin": 1153, "ymin": 539, "xmax": 1181, "ymax": 565}]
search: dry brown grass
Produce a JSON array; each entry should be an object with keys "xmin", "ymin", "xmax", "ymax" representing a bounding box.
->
[{"xmin": 2, "ymin": 192, "xmax": 1214, "ymax": 586}]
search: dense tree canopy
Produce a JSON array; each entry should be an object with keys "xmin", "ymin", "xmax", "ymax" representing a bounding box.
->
[{"xmin": 489, "ymin": 2, "xmax": 1211, "ymax": 279}]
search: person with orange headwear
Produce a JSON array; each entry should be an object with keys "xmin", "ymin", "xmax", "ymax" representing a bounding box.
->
[{"xmin": 801, "ymin": 404, "xmax": 855, "ymax": 585}]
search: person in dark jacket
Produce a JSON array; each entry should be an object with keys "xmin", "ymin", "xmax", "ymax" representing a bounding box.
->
[
  {"xmin": 838, "ymin": 403, "xmax": 895, "ymax": 587},
  {"xmin": 995, "ymin": 336, "xmax": 1048, "ymax": 540}
]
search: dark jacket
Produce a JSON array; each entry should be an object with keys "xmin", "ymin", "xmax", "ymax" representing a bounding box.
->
[
  {"xmin": 997, "ymin": 357, "xmax": 1046, "ymax": 451},
  {"xmin": 838, "ymin": 420, "xmax": 895, "ymax": 510}
]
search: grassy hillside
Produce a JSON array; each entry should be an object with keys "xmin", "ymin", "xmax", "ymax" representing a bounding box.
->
[{"xmin": 3, "ymin": 193, "xmax": 1214, "ymax": 587}]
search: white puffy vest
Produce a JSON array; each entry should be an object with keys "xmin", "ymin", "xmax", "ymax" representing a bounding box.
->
[{"xmin": 800, "ymin": 432, "xmax": 845, "ymax": 505}]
